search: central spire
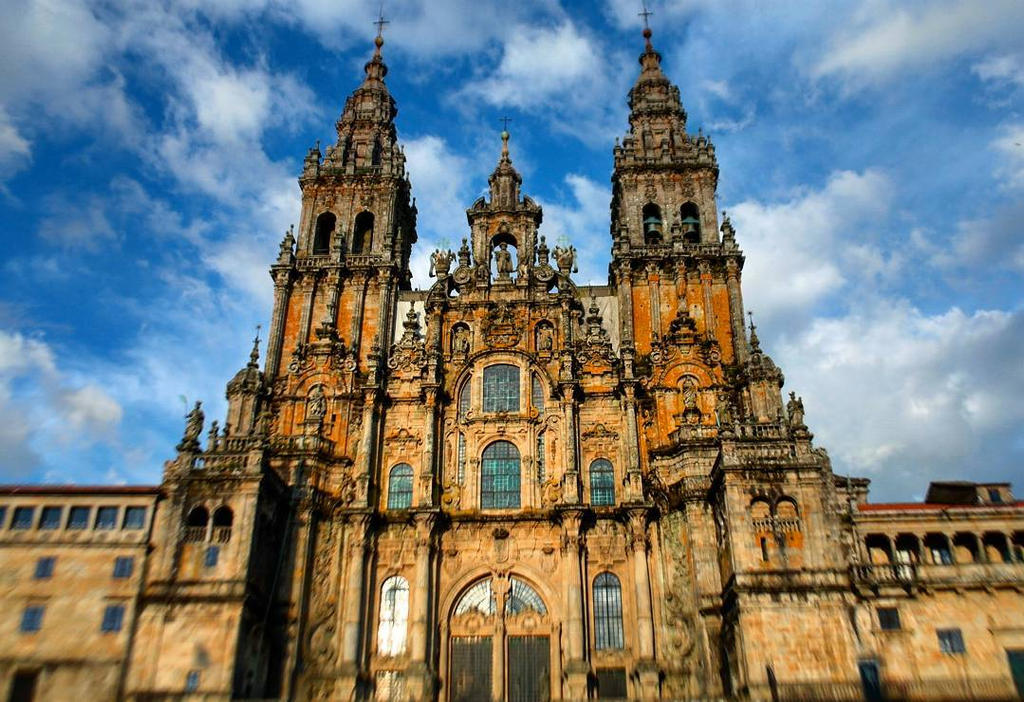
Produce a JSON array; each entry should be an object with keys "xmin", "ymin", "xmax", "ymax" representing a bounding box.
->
[{"xmin": 488, "ymin": 129, "xmax": 522, "ymax": 209}]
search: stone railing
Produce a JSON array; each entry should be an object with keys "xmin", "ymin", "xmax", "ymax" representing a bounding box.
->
[
  {"xmin": 268, "ymin": 434, "xmax": 335, "ymax": 455},
  {"xmin": 212, "ymin": 526, "xmax": 232, "ymax": 543},
  {"xmin": 751, "ymin": 517, "xmax": 803, "ymax": 534},
  {"xmin": 916, "ymin": 561, "xmax": 1024, "ymax": 588},
  {"xmin": 772, "ymin": 676, "xmax": 1015, "ymax": 701},
  {"xmin": 850, "ymin": 563, "xmax": 917, "ymax": 587},
  {"xmin": 182, "ymin": 526, "xmax": 206, "ymax": 543},
  {"xmin": 734, "ymin": 422, "xmax": 789, "ymax": 440}
]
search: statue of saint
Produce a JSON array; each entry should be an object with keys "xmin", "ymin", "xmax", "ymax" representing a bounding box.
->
[
  {"xmin": 453, "ymin": 327, "xmax": 470, "ymax": 355},
  {"xmin": 430, "ymin": 248, "xmax": 454, "ymax": 278},
  {"xmin": 536, "ymin": 324, "xmax": 554, "ymax": 352},
  {"xmin": 787, "ymin": 391, "xmax": 805, "ymax": 427},
  {"xmin": 178, "ymin": 401, "xmax": 204, "ymax": 451},
  {"xmin": 553, "ymin": 244, "xmax": 577, "ymax": 273},
  {"xmin": 494, "ymin": 242, "xmax": 514, "ymax": 279},
  {"xmin": 307, "ymin": 386, "xmax": 327, "ymax": 421},
  {"xmin": 682, "ymin": 378, "xmax": 699, "ymax": 411}
]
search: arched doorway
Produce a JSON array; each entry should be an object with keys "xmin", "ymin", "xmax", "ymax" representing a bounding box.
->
[{"xmin": 447, "ymin": 575, "xmax": 552, "ymax": 702}]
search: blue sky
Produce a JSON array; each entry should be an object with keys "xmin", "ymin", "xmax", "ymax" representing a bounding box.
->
[{"xmin": 0, "ymin": 0, "xmax": 1021, "ymax": 501}]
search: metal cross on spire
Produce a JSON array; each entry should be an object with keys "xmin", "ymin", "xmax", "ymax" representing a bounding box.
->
[
  {"xmin": 638, "ymin": 0, "xmax": 653, "ymax": 29},
  {"xmin": 373, "ymin": 5, "xmax": 389, "ymax": 38},
  {"xmin": 500, "ymin": 116, "xmax": 512, "ymax": 132}
]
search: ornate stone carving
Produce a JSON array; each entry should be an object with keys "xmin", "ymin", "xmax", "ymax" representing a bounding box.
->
[{"xmin": 482, "ymin": 303, "xmax": 521, "ymax": 348}]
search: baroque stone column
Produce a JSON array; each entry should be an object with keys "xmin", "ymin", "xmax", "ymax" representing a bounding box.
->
[
  {"xmin": 407, "ymin": 512, "xmax": 437, "ymax": 697},
  {"xmin": 628, "ymin": 508, "xmax": 660, "ymax": 699},
  {"xmin": 725, "ymin": 258, "xmax": 748, "ymax": 364},
  {"xmin": 338, "ymin": 513, "xmax": 371, "ymax": 696},
  {"xmin": 266, "ymin": 267, "xmax": 294, "ymax": 379},
  {"xmin": 560, "ymin": 509, "xmax": 589, "ymax": 700}
]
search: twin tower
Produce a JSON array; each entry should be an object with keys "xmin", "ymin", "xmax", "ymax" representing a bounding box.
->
[{"xmin": 131, "ymin": 26, "xmax": 841, "ymax": 702}]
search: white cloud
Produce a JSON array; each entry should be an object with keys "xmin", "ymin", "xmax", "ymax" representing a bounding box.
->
[
  {"xmin": 992, "ymin": 123, "xmax": 1024, "ymax": 190},
  {"xmin": 0, "ymin": 108, "xmax": 31, "ymax": 184},
  {"xmin": 729, "ymin": 169, "xmax": 894, "ymax": 328},
  {"xmin": 778, "ymin": 303, "xmax": 1024, "ymax": 499},
  {"xmin": 973, "ymin": 53, "xmax": 1024, "ymax": 88},
  {"xmin": 814, "ymin": 0, "xmax": 1024, "ymax": 85},
  {"xmin": 538, "ymin": 174, "xmax": 611, "ymax": 285}
]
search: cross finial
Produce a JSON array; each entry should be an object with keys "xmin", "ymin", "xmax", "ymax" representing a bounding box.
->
[
  {"xmin": 639, "ymin": 0, "xmax": 653, "ymax": 30},
  {"xmin": 373, "ymin": 5, "xmax": 389, "ymax": 38},
  {"xmin": 500, "ymin": 116, "xmax": 512, "ymax": 132}
]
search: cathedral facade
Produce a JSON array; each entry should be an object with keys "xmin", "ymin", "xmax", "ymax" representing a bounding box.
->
[{"xmin": 2, "ymin": 27, "xmax": 1024, "ymax": 702}]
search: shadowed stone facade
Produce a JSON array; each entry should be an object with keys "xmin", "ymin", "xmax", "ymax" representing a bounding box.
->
[{"xmin": 3, "ymin": 27, "xmax": 1024, "ymax": 702}]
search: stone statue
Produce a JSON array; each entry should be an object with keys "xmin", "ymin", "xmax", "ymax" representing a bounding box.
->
[
  {"xmin": 308, "ymin": 386, "xmax": 327, "ymax": 421},
  {"xmin": 494, "ymin": 242, "xmax": 514, "ymax": 279},
  {"xmin": 178, "ymin": 401, "xmax": 204, "ymax": 451},
  {"xmin": 553, "ymin": 244, "xmax": 577, "ymax": 274},
  {"xmin": 682, "ymin": 378, "xmax": 698, "ymax": 411},
  {"xmin": 457, "ymin": 238, "xmax": 472, "ymax": 268},
  {"xmin": 536, "ymin": 324, "xmax": 554, "ymax": 352},
  {"xmin": 453, "ymin": 326, "xmax": 470, "ymax": 355},
  {"xmin": 429, "ymin": 248, "xmax": 454, "ymax": 278},
  {"xmin": 787, "ymin": 391, "xmax": 805, "ymax": 428}
]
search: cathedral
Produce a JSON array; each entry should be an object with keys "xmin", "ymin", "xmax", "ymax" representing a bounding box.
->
[{"xmin": 2, "ymin": 23, "xmax": 1024, "ymax": 702}]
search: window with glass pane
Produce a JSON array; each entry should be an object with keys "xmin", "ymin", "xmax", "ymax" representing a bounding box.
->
[
  {"xmin": 938, "ymin": 628, "xmax": 965, "ymax": 654},
  {"xmin": 590, "ymin": 459, "xmax": 616, "ymax": 506},
  {"xmin": 67, "ymin": 506, "xmax": 90, "ymax": 530},
  {"xmin": 536, "ymin": 432, "xmax": 545, "ymax": 483},
  {"xmin": 531, "ymin": 373, "xmax": 544, "ymax": 414},
  {"xmin": 34, "ymin": 557, "xmax": 55, "ymax": 579},
  {"xmin": 481, "ymin": 441, "xmax": 520, "ymax": 509},
  {"xmin": 101, "ymin": 604, "xmax": 125, "ymax": 632},
  {"xmin": 0, "ymin": 506, "xmax": 6, "ymax": 528},
  {"xmin": 377, "ymin": 576, "xmax": 409, "ymax": 656},
  {"xmin": 12, "ymin": 507, "xmax": 34, "ymax": 529},
  {"xmin": 483, "ymin": 365, "xmax": 519, "ymax": 413},
  {"xmin": 95, "ymin": 506, "xmax": 118, "ymax": 530},
  {"xmin": 458, "ymin": 378, "xmax": 471, "ymax": 420},
  {"xmin": 877, "ymin": 607, "xmax": 900, "ymax": 631},
  {"xmin": 204, "ymin": 545, "xmax": 219, "ymax": 568},
  {"xmin": 457, "ymin": 434, "xmax": 466, "ymax": 485},
  {"xmin": 387, "ymin": 464, "xmax": 414, "ymax": 510},
  {"xmin": 123, "ymin": 506, "xmax": 146, "ymax": 529},
  {"xmin": 113, "ymin": 556, "xmax": 134, "ymax": 579},
  {"xmin": 593, "ymin": 572, "xmax": 624, "ymax": 650},
  {"xmin": 39, "ymin": 506, "xmax": 62, "ymax": 530},
  {"xmin": 20, "ymin": 605, "xmax": 44, "ymax": 632}
]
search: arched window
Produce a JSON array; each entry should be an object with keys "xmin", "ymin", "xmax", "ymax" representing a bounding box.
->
[
  {"xmin": 352, "ymin": 211, "xmax": 374, "ymax": 254},
  {"xmin": 184, "ymin": 506, "xmax": 208, "ymax": 543},
  {"xmin": 483, "ymin": 364, "xmax": 519, "ymax": 413},
  {"xmin": 680, "ymin": 201, "xmax": 700, "ymax": 243},
  {"xmin": 593, "ymin": 572, "xmax": 624, "ymax": 650},
  {"xmin": 531, "ymin": 373, "xmax": 544, "ymax": 414},
  {"xmin": 642, "ymin": 203, "xmax": 663, "ymax": 243},
  {"xmin": 313, "ymin": 212, "xmax": 335, "ymax": 255},
  {"xmin": 454, "ymin": 578, "xmax": 496, "ymax": 616},
  {"xmin": 481, "ymin": 441, "xmax": 520, "ymax": 509},
  {"xmin": 377, "ymin": 576, "xmax": 409, "ymax": 656},
  {"xmin": 505, "ymin": 577, "xmax": 547, "ymax": 615},
  {"xmin": 458, "ymin": 377, "xmax": 471, "ymax": 421},
  {"xmin": 590, "ymin": 459, "xmax": 615, "ymax": 506},
  {"xmin": 212, "ymin": 506, "xmax": 233, "ymax": 543},
  {"xmin": 387, "ymin": 464, "xmax": 414, "ymax": 510}
]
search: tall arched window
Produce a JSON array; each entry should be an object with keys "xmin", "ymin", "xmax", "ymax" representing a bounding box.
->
[
  {"xmin": 593, "ymin": 572, "xmax": 624, "ymax": 650},
  {"xmin": 642, "ymin": 203, "xmax": 663, "ymax": 243},
  {"xmin": 387, "ymin": 464, "xmax": 413, "ymax": 510},
  {"xmin": 377, "ymin": 576, "xmax": 409, "ymax": 656},
  {"xmin": 481, "ymin": 441, "xmax": 520, "ymax": 509},
  {"xmin": 352, "ymin": 211, "xmax": 374, "ymax": 254},
  {"xmin": 483, "ymin": 364, "xmax": 519, "ymax": 413},
  {"xmin": 313, "ymin": 212, "xmax": 335, "ymax": 254},
  {"xmin": 680, "ymin": 201, "xmax": 700, "ymax": 243},
  {"xmin": 590, "ymin": 459, "xmax": 615, "ymax": 506},
  {"xmin": 184, "ymin": 506, "xmax": 208, "ymax": 542},
  {"xmin": 531, "ymin": 373, "xmax": 544, "ymax": 415},
  {"xmin": 458, "ymin": 377, "xmax": 471, "ymax": 421},
  {"xmin": 212, "ymin": 506, "xmax": 233, "ymax": 543}
]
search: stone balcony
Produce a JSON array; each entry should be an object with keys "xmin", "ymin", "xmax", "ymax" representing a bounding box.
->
[{"xmin": 850, "ymin": 561, "xmax": 1024, "ymax": 593}]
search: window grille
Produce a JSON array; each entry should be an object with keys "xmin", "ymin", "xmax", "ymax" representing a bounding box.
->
[
  {"xmin": 101, "ymin": 604, "xmax": 125, "ymax": 632},
  {"xmin": 377, "ymin": 576, "xmax": 409, "ymax": 656},
  {"xmin": 387, "ymin": 464, "xmax": 414, "ymax": 510},
  {"xmin": 481, "ymin": 441, "xmax": 520, "ymax": 509},
  {"xmin": 113, "ymin": 556, "xmax": 134, "ymax": 579},
  {"xmin": 508, "ymin": 636, "xmax": 550, "ymax": 702},
  {"xmin": 20, "ymin": 606, "xmax": 44, "ymax": 632},
  {"xmin": 450, "ymin": 637, "xmax": 492, "ymax": 702},
  {"xmin": 375, "ymin": 671, "xmax": 406, "ymax": 702},
  {"xmin": 95, "ymin": 506, "xmax": 118, "ymax": 530},
  {"xmin": 67, "ymin": 506, "xmax": 90, "ymax": 530},
  {"xmin": 123, "ymin": 506, "xmax": 146, "ymax": 529},
  {"xmin": 483, "ymin": 365, "xmax": 519, "ymax": 413},
  {"xmin": 938, "ymin": 628, "xmax": 965, "ymax": 654},
  {"xmin": 39, "ymin": 506, "xmax": 62, "ymax": 530},
  {"xmin": 593, "ymin": 572, "xmax": 624, "ymax": 650},
  {"xmin": 590, "ymin": 459, "xmax": 615, "ymax": 506},
  {"xmin": 34, "ymin": 557, "xmax": 55, "ymax": 579},
  {"xmin": 457, "ymin": 433, "xmax": 466, "ymax": 485}
]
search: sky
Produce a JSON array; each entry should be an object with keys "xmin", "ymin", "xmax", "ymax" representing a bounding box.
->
[{"xmin": 0, "ymin": 0, "xmax": 1022, "ymax": 501}]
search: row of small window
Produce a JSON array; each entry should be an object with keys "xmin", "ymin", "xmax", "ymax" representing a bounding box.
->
[
  {"xmin": 385, "ymin": 451, "xmax": 617, "ymax": 510},
  {"xmin": 0, "ymin": 504, "xmax": 147, "ymax": 531},
  {"xmin": 875, "ymin": 607, "xmax": 966, "ymax": 654},
  {"xmin": 30, "ymin": 555, "xmax": 136, "ymax": 580},
  {"xmin": 19, "ymin": 603, "xmax": 127, "ymax": 633}
]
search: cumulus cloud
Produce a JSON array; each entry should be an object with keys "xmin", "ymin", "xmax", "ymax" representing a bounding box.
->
[{"xmin": 0, "ymin": 108, "xmax": 31, "ymax": 185}]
